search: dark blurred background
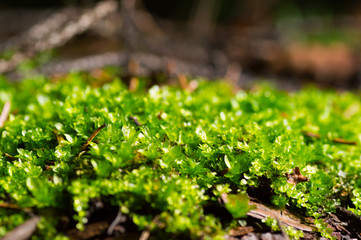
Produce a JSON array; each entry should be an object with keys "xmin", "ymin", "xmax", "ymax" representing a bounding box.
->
[{"xmin": 2, "ymin": 0, "xmax": 361, "ymax": 89}]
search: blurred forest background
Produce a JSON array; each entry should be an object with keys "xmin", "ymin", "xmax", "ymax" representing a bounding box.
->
[{"xmin": 2, "ymin": 0, "xmax": 361, "ymax": 89}]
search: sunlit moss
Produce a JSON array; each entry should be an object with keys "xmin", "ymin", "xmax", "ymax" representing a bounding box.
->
[{"xmin": 0, "ymin": 74, "xmax": 360, "ymax": 238}]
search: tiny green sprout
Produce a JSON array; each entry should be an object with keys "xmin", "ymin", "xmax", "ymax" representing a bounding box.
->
[{"xmin": 262, "ymin": 216, "xmax": 280, "ymax": 231}]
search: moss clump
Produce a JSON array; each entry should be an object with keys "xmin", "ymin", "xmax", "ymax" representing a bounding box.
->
[{"xmin": 1, "ymin": 73, "xmax": 361, "ymax": 239}]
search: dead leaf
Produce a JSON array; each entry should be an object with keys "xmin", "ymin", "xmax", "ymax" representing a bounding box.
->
[
  {"xmin": 128, "ymin": 59, "xmax": 139, "ymax": 75},
  {"xmin": 286, "ymin": 167, "xmax": 309, "ymax": 185},
  {"xmin": 177, "ymin": 74, "xmax": 198, "ymax": 92},
  {"xmin": 129, "ymin": 77, "xmax": 139, "ymax": 92}
]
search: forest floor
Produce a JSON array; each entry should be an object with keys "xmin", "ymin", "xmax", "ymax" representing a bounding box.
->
[{"xmin": 1, "ymin": 1, "xmax": 361, "ymax": 239}]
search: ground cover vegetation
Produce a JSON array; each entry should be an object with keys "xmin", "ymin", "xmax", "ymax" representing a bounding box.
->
[{"xmin": 0, "ymin": 73, "xmax": 361, "ymax": 239}]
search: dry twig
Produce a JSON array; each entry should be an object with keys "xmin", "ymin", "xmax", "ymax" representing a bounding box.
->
[
  {"xmin": 247, "ymin": 200, "xmax": 315, "ymax": 232},
  {"xmin": 79, "ymin": 123, "xmax": 107, "ymax": 153},
  {"xmin": 0, "ymin": 0, "xmax": 118, "ymax": 74},
  {"xmin": 107, "ymin": 211, "xmax": 126, "ymax": 235},
  {"xmin": 303, "ymin": 131, "xmax": 357, "ymax": 145}
]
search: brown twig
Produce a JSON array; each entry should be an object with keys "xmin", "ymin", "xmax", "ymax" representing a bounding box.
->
[
  {"xmin": 79, "ymin": 124, "xmax": 107, "ymax": 152},
  {"xmin": 4, "ymin": 153, "xmax": 17, "ymax": 161},
  {"xmin": 0, "ymin": 101, "xmax": 11, "ymax": 127},
  {"xmin": 0, "ymin": 202, "xmax": 23, "ymax": 210},
  {"xmin": 0, "ymin": 202, "xmax": 33, "ymax": 218},
  {"xmin": 332, "ymin": 138, "xmax": 357, "ymax": 145},
  {"xmin": 129, "ymin": 116, "xmax": 141, "ymax": 126},
  {"xmin": 303, "ymin": 131, "xmax": 356, "ymax": 145},
  {"xmin": 302, "ymin": 131, "xmax": 320, "ymax": 139}
]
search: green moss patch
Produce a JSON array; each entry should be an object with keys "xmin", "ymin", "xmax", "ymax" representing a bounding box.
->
[{"xmin": 1, "ymin": 74, "xmax": 361, "ymax": 239}]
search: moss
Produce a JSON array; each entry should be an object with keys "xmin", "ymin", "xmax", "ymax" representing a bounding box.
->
[{"xmin": 0, "ymin": 73, "xmax": 361, "ymax": 238}]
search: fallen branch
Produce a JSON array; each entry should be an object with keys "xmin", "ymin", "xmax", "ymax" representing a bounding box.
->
[
  {"xmin": 37, "ymin": 51, "xmax": 227, "ymax": 80},
  {"xmin": 247, "ymin": 200, "xmax": 315, "ymax": 232},
  {"xmin": 1, "ymin": 216, "xmax": 40, "ymax": 240},
  {"xmin": 276, "ymin": 218, "xmax": 290, "ymax": 240}
]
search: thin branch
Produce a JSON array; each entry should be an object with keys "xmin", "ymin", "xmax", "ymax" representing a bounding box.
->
[
  {"xmin": 0, "ymin": 0, "xmax": 118, "ymax": 74},
  {"xmin": 3, "ymin": 153, "xmax": 17, "ymax": 161},
  {"xmin": 139, "ymin": 229, "xmax": 150, "ymax": 240},
  {"xmin": 34, "ymin": 0, "xmax": 118, "ymax": 53},
  {"xmin": 247, "ymin": 200, "xmax": 315, "ymax": 232},
  {"xmin": 0, "ymin": 202, "xmax": 23, "ymax": 210},
  {"xmin": 129, "ymin": 116, "xmax": 141, "ymax": 126},
  {"xmin": 80, "ymin": 123, "xmax": 107, "ymax": 152},
  {"xmin": 302, "ymin": 131, "xmax": 320, "ymax": 139},
  {"xmin": 107, "ymin": 211, "xmax": 126, "ymax": 235},
  {"xmin": 303, "ymin": 131, "xmax": 357, "ymax": 145},
  {"xmin": 332, "ymin": 137, "xmax": 357, "ymax": 145},
  {"xmin": 37, "ymin": 51, "xmax": 226, "ymax": 80},
  {"xmin": 0, "ymin": 8, "xmax": 77, "ymax": 53}
]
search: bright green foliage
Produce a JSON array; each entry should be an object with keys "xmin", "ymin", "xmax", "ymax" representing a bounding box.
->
[
  {"xmin": 223, "ymin": 193, "xmax": 253, "ymax": 219},
  {"xmin": 1, "ymin": 74, "xmax": 361, "ymax": 238}
]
